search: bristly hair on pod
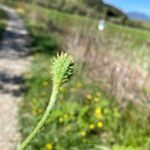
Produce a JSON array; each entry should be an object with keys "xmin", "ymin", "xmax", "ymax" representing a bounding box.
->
[{"xmin": 51, "ymin": 52, "xmax": 75, "ymax": 87}]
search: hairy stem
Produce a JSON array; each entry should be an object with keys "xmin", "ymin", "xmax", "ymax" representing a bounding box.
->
[{"xmin": 18, "ymin": 84, "xmax": 58, "ymax": 150}]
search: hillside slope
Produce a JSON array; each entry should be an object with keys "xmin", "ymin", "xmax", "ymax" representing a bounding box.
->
[{"xmin": 37, "ymin": 0, "xmax": 127, "ymax": 23}]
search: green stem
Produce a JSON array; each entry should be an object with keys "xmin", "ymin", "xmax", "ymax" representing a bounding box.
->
[{"xmin": 18, "ymin": 84, "xmax": 58, "ymax": 150}]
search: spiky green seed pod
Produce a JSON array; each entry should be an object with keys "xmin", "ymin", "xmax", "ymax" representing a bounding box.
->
[
  {"xmin": 19, "ymin": 52, "xmax": 75, "ymax": 150},
  {"xmin": 51, "ymin": 52, "xmax": 75, "ymax": 86}
]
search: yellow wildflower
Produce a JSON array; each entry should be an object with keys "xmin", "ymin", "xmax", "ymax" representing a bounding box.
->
[
  {"xmin": 64, "ymin": 114, "xmax": 69, "ymax": 120},
  {"xmin": 95, "ymin": 108, "xmax": 101, "ymax": 114},
  {"xmin": 94, "ymin": 97, "xmax": 100, "ymax": 102},
  {"xmin": 89, "ymin": 124, "xmax": 95, "ymax": 130},
  {"xmin": 97, "ymin": 122, "xmax": 103, "ymax": 128},
  {"xmin": 59, "ymin": 117, "xmax": 64, "ymax": 123},
  {"xmin": 96, "ymin": 92, "xmax": 101, "ymax": 97},
  {"xmin": 46, "ymin": 143, "xmax": 53, "ymax": 150},
  {"xmin": 80, "ymin": 131, "xmax": 86, "ymax": 137},
  {"xmin": 86, "ymin": 94, "xmax": 92, "ymax": 100},
  {"xmin": 94, "ymin": 108, "xmax": 102, "ymax": 119}
]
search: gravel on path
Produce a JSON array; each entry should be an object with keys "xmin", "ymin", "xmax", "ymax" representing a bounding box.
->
[{"xmin": 0, "ymin": 5, "xmax": 30, "ymax": 150}]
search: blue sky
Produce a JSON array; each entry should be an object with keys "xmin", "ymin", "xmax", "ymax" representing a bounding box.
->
[{"xmin": 104, "ymin": 0, "xmax": 150, "ymax": 16}]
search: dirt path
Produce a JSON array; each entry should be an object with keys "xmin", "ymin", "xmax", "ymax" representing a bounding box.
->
[{"xmin": 0, "ymin": 5, "xmax": 30, "ymax": 150}]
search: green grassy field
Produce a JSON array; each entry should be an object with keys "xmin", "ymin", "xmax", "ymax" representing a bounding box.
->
[
  {"xmin": 22, "ymin": 5, "xmax": 150, "ymax": 72},
  {"xmin": 26, "ymin": 6, "xmax": 150, "ymax": 46},
  {"xmin": 15, "ymin": 4, "xmax": 150, "ymax": 150}
]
